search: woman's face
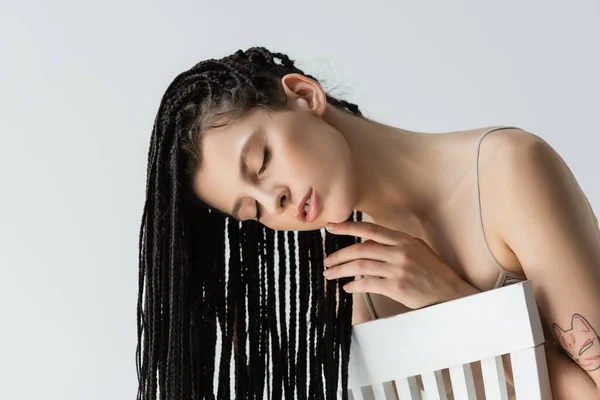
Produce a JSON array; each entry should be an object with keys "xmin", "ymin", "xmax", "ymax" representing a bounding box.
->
[{"xmin": 193, "ymin": 75, "xmax": 357, "ymax": 231}]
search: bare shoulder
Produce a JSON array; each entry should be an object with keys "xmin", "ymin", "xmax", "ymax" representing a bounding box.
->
[
  {"xmin": 477, "ymin": 127, "xmax": 546, "ymax": 275},
  {"xmin": 477, "ymin": 127, "xmax": 548, "ymax": 188},
  {"xmin": 479, "ymin": 126, "xmax": 551, "ymax": 184},
  {"xmin": 477, "ymin": 126, "xmax": 542, "ymax": 161}
]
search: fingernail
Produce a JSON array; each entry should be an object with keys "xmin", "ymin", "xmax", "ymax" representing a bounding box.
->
[
  {"xmin": 323, "ymin": 270, "xmax": 331, "ymax": 277},
  {"xmin": 326, "ymin": 223, "xmax": 336, "ymax": 230},
  {"xmin": 323, "ymin": 257, "xmax": 330, "ymax": 266}
]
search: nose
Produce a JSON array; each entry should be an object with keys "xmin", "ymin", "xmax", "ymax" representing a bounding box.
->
[{"xmin": 253, "ymin": 186, "xmax": 292, "ymax": 218}]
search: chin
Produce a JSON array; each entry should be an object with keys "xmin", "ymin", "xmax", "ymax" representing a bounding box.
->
[{"xmin": 321, "ymin": 196, "xmax": 356, "ymax": 224}]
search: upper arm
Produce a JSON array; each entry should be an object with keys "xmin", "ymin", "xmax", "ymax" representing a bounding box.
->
[{"xmin": 492, "ymin": 130, "xmax": 600, "ymax": 385}]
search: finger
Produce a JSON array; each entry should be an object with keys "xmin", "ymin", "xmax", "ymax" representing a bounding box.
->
[
  {"xmin": 324, "ymin": 240, "xmax": 393, "ymax": 267},
  {"xmin": 326, "ymin": 221, "xmax": 411, "ymax": 245},
  {"xmin": 324, "ymin": 259, "xmax": 391, "ymax": 280},
  {"xmin": 342, "ymin": 275, "xmax": 397, "ymax": 296}
]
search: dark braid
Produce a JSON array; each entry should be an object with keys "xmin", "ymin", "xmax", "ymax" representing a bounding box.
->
[
  {"xmin": 287, "ymin": 230, "xmax": 297, "ymax": 397},
  {"xmin": 296, "ymin": 231, "xmax": 310, "ymax": 399},
  {"xmin": 137, "ymin": 46, "xmax": 365, "ymax": 399}
]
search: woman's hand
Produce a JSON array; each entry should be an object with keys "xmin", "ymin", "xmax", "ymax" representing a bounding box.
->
[{"xmin": 323, "ymin": 221, "xmax": 481, "ymax": 310}]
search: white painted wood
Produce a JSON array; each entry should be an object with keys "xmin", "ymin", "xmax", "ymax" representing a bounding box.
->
[
  {"xmin": 449, "ymin": 363, "xmax": 477, "ymax": 400},
  {"xmin": 374, "ymin": 381, "xmax": 397, "ymax": 399},
  {"xmin": 345, "ymin": 280, "xmax": 551, "ymax": 399},
  {"xmin": 350, "ymin": 387, "xmax": 371, "ymax": 400},
  {"xmin": 347, "ymin": 281, "xmax": 545, "ymax": 388},
  {"xmin": 362, "ymin": 386, "xmax": 375, "ymax": 400},
  {"xmin": 395, "ymin": 376, "xmax": 420, "ymax": 399},
  {"xmin": 352, "ymin": 383, "xmax": 399, "ymax": 400},
  {"xmin": 511, "ymin": 344, "xmax": 553, "ymax": 400},
  {"xmin": 421, "ymin": 370, "xmax": 447, "ymax": 400},
  {"xmin": 480, "ymin": 355, "xmax": 509, "ymax": 400}
]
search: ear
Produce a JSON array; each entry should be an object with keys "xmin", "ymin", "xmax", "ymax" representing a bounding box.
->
[
  {"xmin": 280, "ymin": 73, "xmax": 327, "ymax": 117},
  {"xmin": 572, "ymin": 313, "xmax": 593, "ymax": 333}
]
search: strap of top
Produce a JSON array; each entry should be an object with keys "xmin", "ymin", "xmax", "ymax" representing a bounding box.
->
[
  {"xmin": 474, "ymin": 126, "xmax": 527, "ymax": 289},
  {"xmin": 362, "ymin": 126, "xmax": 532, "ymax": 319},
  {"xmin": 363, "ymin": 292, "xmax": 378, "ymax": 320}
]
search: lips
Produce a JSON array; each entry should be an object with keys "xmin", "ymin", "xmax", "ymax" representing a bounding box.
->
[{"xmin": 296, "ymin": 188, "xmax": 312, "ymax": 222}]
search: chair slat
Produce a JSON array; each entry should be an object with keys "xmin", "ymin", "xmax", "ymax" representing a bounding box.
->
[
  {"xmin": 510, "ymin": 344, "xmax": 553, "ymax": 400},
  {"xmin": 449, "ymin": 362, "xmax": 477, "ymax": 400},
  {"xmin": 347, "ymin": 382, "xmax": 399, "ymax": 400},
  {"xmin": 395, "ymin": 376, "xmax": 420, "ymax": 399},
  {"xmin": 374, "ymin": 381, "xmax": 397, "ymax": 399},
  {"xmin": 480, "ymin": 355, "xmax": 509, "ymax": 400},
  {"xmin": 421, "ymin": 370, "xmax": 448, "ymax": 400},
  {"xmin": 350, "ymin": 387, "xmax": 372, "ymax": 400}
]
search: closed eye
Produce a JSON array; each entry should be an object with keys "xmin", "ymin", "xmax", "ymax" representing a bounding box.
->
[
  {"xmin": 255, "ymin": 145, "xmax": 270, "ymax": 221},
  {"xmin": 258, "ymin": 145, "xmax": 270, "ymax": 175}
]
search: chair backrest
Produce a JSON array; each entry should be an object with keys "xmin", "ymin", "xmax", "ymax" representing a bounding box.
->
[{"xmin": 343, "ymin": 280, "xmax": 552, "ymax": 400}]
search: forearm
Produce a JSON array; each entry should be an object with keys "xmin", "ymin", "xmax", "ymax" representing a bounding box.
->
[
  {"xmin": 453, "ymin": 281, "xmax": 600, "ymax": 399},
  {"xmin": 543, "ymin": 341, "xmax": 600, "ymax": 400},
  {"xmin": 504, "ymin": 335, "xmax": 600, "ymax": 399}
]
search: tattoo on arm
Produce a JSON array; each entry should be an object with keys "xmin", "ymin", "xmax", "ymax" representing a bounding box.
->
[{"xmin": 552, "ymin": 313, "xmax": 600, "ymax": 371}]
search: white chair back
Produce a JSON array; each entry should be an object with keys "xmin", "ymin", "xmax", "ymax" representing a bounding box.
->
[{"xmin": 344, "ymin": 280, "xmax": 552, "ymax": 399}]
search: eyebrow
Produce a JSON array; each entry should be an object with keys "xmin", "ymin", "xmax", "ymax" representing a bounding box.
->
[{"xmin": 231, "ymin": 130, "xmax": 258, "ymax": 221}]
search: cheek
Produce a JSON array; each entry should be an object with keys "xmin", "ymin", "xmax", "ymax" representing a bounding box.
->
[
  {"xmin": 195, "ymin": 169, "xmax": 241, "ymax": 217},
  {"xmin": 287, "ymin": 132, "xmax": 347, "ymax": 174}
]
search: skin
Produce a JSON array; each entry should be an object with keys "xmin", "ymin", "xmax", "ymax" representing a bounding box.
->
[
  {"xmin": 193, "ymin": 73, "xmax": 466, "ymax": 231},
  {"xmin": 192, "ymin": 73, "xmax": 600, "ymax": 396}
]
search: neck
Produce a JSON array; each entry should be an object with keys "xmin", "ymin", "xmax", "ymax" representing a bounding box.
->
[{"xmin": 322, "ymin": 106, "xmax": 461, "ymax": 223}]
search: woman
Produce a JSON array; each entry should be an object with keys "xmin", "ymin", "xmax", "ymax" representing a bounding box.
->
[{"xmin": 137, "ymin": 46, "xmax": 600, "ymax": 399}]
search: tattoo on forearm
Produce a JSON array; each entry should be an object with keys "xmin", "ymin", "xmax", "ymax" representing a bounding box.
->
[{"xmin": 552, "ymin": 313, "xmax": 600, "ymax": 371}]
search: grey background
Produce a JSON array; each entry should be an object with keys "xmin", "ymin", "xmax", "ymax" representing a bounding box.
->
[{"xmin": 1, "ymin": 0, "xmax": 598, "ymax": 398}]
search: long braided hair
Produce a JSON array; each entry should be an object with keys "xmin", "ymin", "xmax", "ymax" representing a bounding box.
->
[{"xmin": 137, "ymin": 46, "xmax": 367, "ymax": 399}]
